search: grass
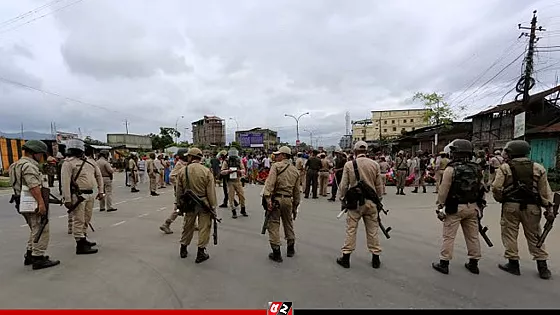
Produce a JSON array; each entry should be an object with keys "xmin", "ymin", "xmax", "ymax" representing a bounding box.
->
[{"xmin": 0, "ymin": 177, "xmax": 10, "ymax": 188}]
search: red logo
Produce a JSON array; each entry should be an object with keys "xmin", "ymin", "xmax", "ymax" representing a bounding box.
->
[{"xmin": 268, "ymin": 301, "xmax": 293, "ymax": 315}]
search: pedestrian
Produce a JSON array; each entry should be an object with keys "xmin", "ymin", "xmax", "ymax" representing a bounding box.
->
[
  {"xmin": 176, "ymin": 147, "xmax": 217, "ymax": 263},
  {"xmin": 304, "ymin": 150, "xmax": 321, "ymax": 199},
  {"xmin": 491, "ymin": 140, "xmax": 554, "ymax": 279},
  {"xmin": 395, "ymin": 150, "xmax": 407, "ymax": 195},
  {"xmin": 336, "ymin": 141, "xmax": 384, "ymax": 269},
  {"xmin": 432, "ymin": 139, "xmax": 483, "ymax": 275},
  {"xmin": 262, "ymin": 146, "xmax": 301, "ymax": 262},
  {"xmin": 97, "ymin": 150, "xmax": 117, "ymax": 212}
]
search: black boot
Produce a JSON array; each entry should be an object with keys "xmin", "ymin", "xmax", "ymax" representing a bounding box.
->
[
  {"xmin": 131, "ymin": 188, "xmax": 139, "ymax": 193},
  {"xmin": 219, "ymin": 203, "xmax": 228, "ymax": 208},
  {"xmin": 24, "ymin": 250, "xmax": 33, "ymax": 266},
  {"xmin": 396, "ymin": 189, "xmax": 400, "ymax": 195},
  {"xmin": 537, "ymin": 260, "xmax": 552, "ymax": 280},
  {"xmin": 432, "ymin": 259, "xmax": 449, "ymax": 274},
  {"xmin": 498, "ymin": 259, "xmax": 521, "ymax": 275},
  {"xmin": 76, "ymin": 238, "xmax": 98, "ymax": 255},
  {"xmin": 234, "ymin": 200, "xmax": 239, "ymax": 207},
  {"xmin": 371, "ymin": 254, "xmax": 381, "ymax": 269},
  {"xmin": 232, "ymin": 209, "xmax": 238, "ymax": 219},
  {"xmin": 269, "ymin": 245, "xmax": 283, "ymax": 262},
  {"xmin": 287, "ymin": 243, "xmax": 295, "ymax": 257},
  {"xmin": 31, "ymin": 255, "xmax": 60, "ymax": 270},
  {"xmin": 107, "ymin": 208, "xmax": 117, "ymax": 212},
  {"xmin": 465, "ymin": 259, "xmax": 479, "ymax": 274},
  {"xmin": 84, "ymin": 238, "xmax": 97, "ymax": 247},
  {"xmin": 151, "ymin": 192, "xmax": 159, "ymax": 196},
  {"xmin": 180, "ymin": 244, "xmax": 188, "ymax": 258},
  {"xmin": 195, "ymin": 247, "xmax": 210, "ymax": 264},
  {"xmin": 336, "ymin": 253, "xmax": 350, "ymax": 268},
  {"xmin": 412, "ymin": 187, "xmax": 418, "ymax": 193},
  {"xmin": 422, "ymin": 186, "xmax": 426, "ymax": 193},
  {"xmin": 400, "ymin": 189, "xmax": 406, "ymax": 195},
  {"xmin": 240, "ymin": 207, "xmax": 248, "ymax": 217}
]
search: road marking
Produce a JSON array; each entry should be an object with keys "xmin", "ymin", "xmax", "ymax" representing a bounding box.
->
[
  {"xmin": 20, "ymin": 224, "xmax": 28, "ymax": 228},
  {"xmin": 114, "ymin": 201, "xmax": 126, "ymax": 205},
  {"xmin": 93, "ymin": 207, "xmax": 99, "ymax": 210},
  {"xmin": 157, "ymin": 207, "xmax": 166, "ymax": 212},
  {"xmin": 58, "ymin": 214, "xmax": 68, "ymax": 218},
  {"xmin": 117, "ymin": 186, "xmax": 123, "ymax": 188},
  {"xmin": 138, "ymin": 213, "xmax": 149, "ymax": 218},
  {"xmin": 112, "ymin": 221, "xmax": 126, "ymax": 227},
  {"xmin": 131, "ymin": 197, "xmax": 142, "ymax": 201}
]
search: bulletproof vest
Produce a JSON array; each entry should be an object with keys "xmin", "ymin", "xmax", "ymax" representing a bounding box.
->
[
  {"xmin": 449, "ymin": 161, "xmax": 482, "ymax": 205},
  {"xmin": 228, "ymin": 156, "xmax": 240, "ymax": 168},
  {"xmin": 504, "ymin": 160, "xmax": 539, "ymax": 204}
]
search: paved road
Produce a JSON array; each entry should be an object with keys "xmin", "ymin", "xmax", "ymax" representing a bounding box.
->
[{"xmin": 1, "ymin": 175, "xmax": 560, "ymax": 309}]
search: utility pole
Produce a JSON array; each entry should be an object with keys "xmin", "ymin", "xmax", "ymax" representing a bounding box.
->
[
  {"xmin": 519, "ymin": 10, "xmax": 545, "ymax": 108},
  {"xmin": 20, "ymin": 123, "xmax": 24, "ymax": 140},
  {"xmin": 123, "ymin": 119, "xmax": 129, "ymax": 134}
]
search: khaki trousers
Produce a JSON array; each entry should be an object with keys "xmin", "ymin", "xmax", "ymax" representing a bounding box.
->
[
  {"xmin": 299, "ymin": 170, "xmax": 306, "ymax": 191},
  {"xmin": 165, "ymin": 205, "xmax": 180, "ymax": 225},
  {"xmin": 100, "ymin": 177, "xmax": 113, "ymax": 210},
  {"xmin": 435, "ymin": 170, "xmax": 444, "ymax": 192},
  {"xmin": 380, "ymin": 173, "xmax": 387, "ymax": 194},
  {"xmin": 267, "ymin": 197, "xmax": 295, "ymax": 246},
  {"xmin": 180, "ymin": 208, "xmax": 212, "ymax": 247},
  {"xmin": 414, "ymin": 171, "xmax": 425, "ymax": 188},
  {"xmin": 149, "ymin": 174, "xmax": 158, "ymax": 192},
  {"xmin": 342, "ymin": 200, "xmax": 381, "ymax": 255},
  {"xmin": 440, "ymin": 204, "xmax": 481, "ymax": 261},
  {"xmin": 72, "ymin": 193, "xmax": 95, "ymax": 240},
  {"xmin": 500, "ymin": 202, "xmax": 548, "ymax": 260},
  {"xmin": 397, "ymin": 170, "xmax": 407, "ymax": 189},
  {"xmin": 130, "ymin": 172, "xmax": 138, "ymax": 189},
  {"xmin": 227, "ymin": 180, "xmax": 245, "ymax": 209},
  {"xmin": 319, "ymin": 171, "xmax": 329, "ymax": 196},
  {"xmin": 23, "ymin": 213, "xmax": 49, "ymax": 256}
]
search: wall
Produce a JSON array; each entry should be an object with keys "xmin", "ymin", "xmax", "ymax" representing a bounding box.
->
[
  {"xmin": 471, "ymin": 112, "xmax": 515, "ymax": 151},
  {"xmin": 352, "ymin": 123, "xmax": 376, "ymax": 142},
  {"xmin": 371, "ymin": 109, "xmax": 429, "ymax": 140},
  {"xmin": 107, "ymin": 134, "xmax": 152, "ymax": 149},
  {"xmin": 0, "ymin": 138, "xmax": 25, "ymax": 172}
]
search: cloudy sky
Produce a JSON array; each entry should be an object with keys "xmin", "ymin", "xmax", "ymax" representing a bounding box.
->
[{"xmin": 1, "ymin": 0, "xmax": 560, "ymax": 146}]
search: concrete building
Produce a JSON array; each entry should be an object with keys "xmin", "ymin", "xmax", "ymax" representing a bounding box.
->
[
  {"xmin": 351, "ymin": 119, "xmax": 376, "ymax": 143},
  {"xmin": 235, "ymin": 127, "xmax": 278, "ymax": 149},
  {"xmin": 339, "ymin": 135, "xmax": 352, "ymax": 150},
  {"xmin": 370, "ymin": 109, "xmax": 429, "ymax": 140},
  {"xmin": 192, "ymin": 115, "xmax": 226, "ymax": 147}
]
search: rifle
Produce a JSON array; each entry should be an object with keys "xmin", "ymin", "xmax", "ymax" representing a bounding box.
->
[
  {"xmin": 477, "ymin": 198, "xmax": 493, "ymax": 248},
  {"xmin": 536, "ymin": 192, "xmax": 560, "ymax": 248},
  {"xmin": 34, "ymin": 187, "xmax": 63, "ymax": 243},
  {"xmin": 184, "ymin": 190, "xmax": 221, "ymax": 245},
  {"xmin": 261, "ymin": 198, "xmax": 279, "ymax": 235}
]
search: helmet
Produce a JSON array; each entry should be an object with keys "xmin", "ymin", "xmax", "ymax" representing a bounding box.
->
[
  {"xmin": 176, "ymin": 148, "xmax": 188, "ymax": 157},
  {"xmin": 187, "ymin": 147, "xmax": 203, "ymax": 158},
  {"xmin": 398, "ymin": 150, "xmax": 404, "ymax": 155},
  {"xmin": 228, "ymin": 148, "xmax": 239, "ymax": 157},
  {"xmin": 274, "ymin": 146, "xmax": 292, "ymax": 156},
  {"xmin": 66, "ymin": 139, "xmax": 85, "ymax": 152},
  {"xmin": 448, "ymin": 139, "xmax": 473, "ymax": 153},
  {"xmin": 99, "ymin": 150, "xmax": 110, "ymax": 157},
  {"xmin": 22, "ymin": 140, "xmax": 48, "ymax": 154},
  {"xmin": 503, "ymin": 140, "xmax": 530, "ymax": 157}
]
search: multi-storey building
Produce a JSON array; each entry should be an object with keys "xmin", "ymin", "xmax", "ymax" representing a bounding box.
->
[
  {"xmin": 370, "ymin": 109, "xmax": 429, "ymax": 140},
  {"xmin": 191, "ymin": 115, "xmax": 226, "ymax": 147},
  {"xmin": 351, "ymin": 119, "xmax": 376, "ymax": 143},
  {"xmin": 235, "ymin": 127, "xmax": 278, "ymax": 149}
]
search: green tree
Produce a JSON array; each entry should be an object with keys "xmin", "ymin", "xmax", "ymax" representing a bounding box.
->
[
  {"xmin": 230, "ymin": 141, "xmax": 242, "ymax": 151},
  {"xmin": 149, "ymin": 127, "xmax": 180, "ymax": 150},
  {"xmin": 412, "ymin": 92, "xmax": 455, "ymax": 126}
]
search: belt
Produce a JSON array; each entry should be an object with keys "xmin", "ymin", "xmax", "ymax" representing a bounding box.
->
[
  {"xmin": 320, "ymin": 169, "xmax": 329, "ymax": 172},
  {"xmin": 274, "ymin": 194, "xmax": 292, "ymax": 198},
  {"xmin": 80, "ymin": 190, "xmax": 94, "ymax": 194}
]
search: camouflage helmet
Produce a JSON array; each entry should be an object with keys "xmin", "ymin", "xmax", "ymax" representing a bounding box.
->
[
  {"xmin": 176, "ymin": 148, "xmax": 188, "ymax": 157},
  {"xmin": 504, "ymin": 140, "xmax": 530, "ymax": 157},
  {"xmin": 66, "ymin": 138, "xmax": 85, "ymax": 152},
  {"xmin": 448, "ymin": 139, "xmax": 473, "ymax": 153},
  {"xmin": 22, "ymin": 140, "xmax": 48, "ymax": 154}
]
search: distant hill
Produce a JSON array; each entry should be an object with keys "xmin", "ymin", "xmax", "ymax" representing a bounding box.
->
[{"xmin": 0, "ymin": 131, "xmax": 55, "ymax": 141}]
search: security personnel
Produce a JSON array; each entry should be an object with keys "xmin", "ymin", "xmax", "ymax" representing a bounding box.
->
[
  {"xmin": 263, "ymin": 146, "xmax": 301, "ymax": 262},
  {"xmin": 395, "ymin": 150, "xmax": 407, "ymax": 195},
  {"xmin": 146, "ymin": 153, "xmax": 159, "ymax": 196},
  {"xmin": 435, "ymin": 151, "xmax": 450, "ymax": 193},
  {"xmin": 378, "ymin": 156, "xmax": 389, "ymax": 195},
  {"xmin": 329, "ymin": 149, "xmax": 347, "ymax": 201},
  {"xmin": 432, "ymin": 139, "xmax": 483, "ymax": 275},
  {"xmin": 304, "ymin": 150, "xmax": 321, "ymax": 199},
  {"xmin": 61, "ymin": 139, "xmax": 104, "ymax": 255},
  {"xmin": 160, "ymin": 148, "xmax": 189, "ymax": 234},
  {"xmin": 176, "ymin": 147, "xmax": 217, "ymax": 263},
  {"xmin": 492, "ymin": 140, "xmax": 554, "ymax": 279},
  {"xmin": 220, "ymin": 148, "xmax": 247, "ymax": 218},
  {"xmin": 97, "ymin": 150, "xmax": 116, "ymax": 212},
  {"xmin": 9, "ymin": 140, "xmax": 60, "ymax": 270},
  {"xmin": 129, "ymin": 153, "xmax": 140, "ymax": 193},
  {"xmin": 336, "ymin": 141, "xmax": 384, "ymax": 269},
  {"xmin": 318, "ymin": 153, "xmax": 330, "ymax": 197},
  {"xmin": 295, "ymin": 152, "xmax": 305, "ymax": 191}
]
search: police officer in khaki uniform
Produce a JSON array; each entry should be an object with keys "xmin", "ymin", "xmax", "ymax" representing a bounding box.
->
[
  {"xmin": 146, "ymin": 153, "xmax": 159, "ymax": 196},
  {"xmin": 378, "ymin": 156, "xmax": 389, "ymax": 195},
  {"xmin": 61, "ymin": 139, "xmax": 104, "ymax": 255},
  {"xmin": 160, "ymin": 148, "xmax": 189, "ymax": 234},
  {"xmin": 129, "ymin": 153, "xmax": 140, "ymax": 193},
  {"xmin": 97, "ymin": 150, "xmax": 116, "ymax": 212},
  {"xmin": 395, "ymin": 150, "xmax": 407, "ymax": 195},
  {"xmin": 220, "ymin": 148, "xmax": 247, "ymax": 218},
  {"xmin": 435, "ymin": 151, "xmax": 450, "ymax": 193},
  {"xmin": 176, "ymin": 147, "xmax": 217, "ymax": 263},
  {"xmin": 491, "ymin": 140, "xmax": 554, "ymax": 279},
  {"xmin": 9, "ymin": 140, "xmax": 60, "ymax": 270},
  {"xmin": 336, "ymin": 141, "xmax": 384, "ymax": 269},
  {"xmin": 318, "ymin": 153, "xmax": 330, "ymax": 197},
  {"xmin": 295, "ymin": 152, "xmax": 306, "ymax": 191},
  {"xmin": 432, "ymin": 139, "xmax": 483, "ymax": 275},
  {"xmin": 263, "ymin": 146, "xmax": 301, "ymax": 262}
]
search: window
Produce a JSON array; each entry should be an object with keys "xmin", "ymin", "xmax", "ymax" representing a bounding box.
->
[
  {"xmin": 412, "ymin": 127, "xmax": 415, "ymax": 131},
  {"xmin": 403, "ymin": 119, "xmax": 407, "ymax": 123},
  {"xmin": 392, "ymin": 120, "xmax": 395, "ymax": 124},
  {"xmin": 384, "ymin": 120, "xmax": 387, "ymax": 124},
  {"xmin": 410, "ymin": 118, "xmax": 414, "ymax": 123},
  {"xmin": 383, "ymin": 129, "xmax": 387, "ymax": 132},
  {"xmin": 392, "ymin": 127, "xmax": 396, "ymax": 131}
]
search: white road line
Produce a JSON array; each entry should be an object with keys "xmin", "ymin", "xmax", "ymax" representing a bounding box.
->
[
  {"xmin": 58, "ymin": 214, "xmax": 68, "ymax": 218},
  {"xmin": 138, "ymin": 213, "xmax": 149, "ymax": 218},
  {"xmin": 157, "ymin": 207, "xmax": 166, "ymax": 212},
  {"xmin": 20, "ymin": 224, "xmax": 28, "ymax": 228},
  {"xmin": 131, "ymin": 197, "xmax": 142, "ymax": 201},
  {"xmin": 114, "ymin": 201, "xmax": 126, "ymax": 205},
  {"xmin": 93, "ymin": 207, "xmax": 99, "ymax": 210},
  {"xmin": 112, "ymin": 221, "xmax": 126, "ymax": 227},
  {"xmin": 117, "ymin": 186, "xmax": 123, "ymax": 188}
]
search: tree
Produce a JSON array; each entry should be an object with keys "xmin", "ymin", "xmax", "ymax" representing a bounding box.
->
[
  {"xmin": 412, "ymin": 92, "xmax": 455, "ymax": 126},
  {"xmin": 149, "ymin": 127, "xmax": 180, "ymax": 151},
  {"xmin": 230, "ymin": 141, "xmax": 242, "ymax": 151},
  {"xmin": 83, "ymin": 136, "xmax": 106, "ymax": 145}
]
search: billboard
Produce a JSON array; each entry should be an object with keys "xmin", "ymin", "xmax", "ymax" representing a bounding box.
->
[
  {"xmin": 107, "ymin": 134, "xmax": 153, "ymax": 150},
  {"xmin": 239, "ymin": 132, "xmax": 264, "ymax": 148}
]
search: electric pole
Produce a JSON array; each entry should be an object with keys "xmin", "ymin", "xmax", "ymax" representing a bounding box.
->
[
  {"xmin": 123, "ymin": 119, "xmax": 129, "ymax": 134},
  {"xmin": 519, "ymin": 10, "xmax": 545, "ymax": 108}
]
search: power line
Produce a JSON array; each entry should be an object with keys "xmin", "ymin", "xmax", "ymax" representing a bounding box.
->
[{"xmin": 0, "ymin": 0, "xmax": 67, "ymax": 28}]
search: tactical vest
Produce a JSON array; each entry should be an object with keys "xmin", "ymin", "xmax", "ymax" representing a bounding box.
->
[
  {"xmin": 228, "ymin": 156, "xmax": 240, "ymax": 168},
  {"xmin": 447, "ymin": 161, "xmax": 482, "ymax": 208},
  {"xmin": 503, "ymin": 160, "xmax": 539, "ymax": 205}
]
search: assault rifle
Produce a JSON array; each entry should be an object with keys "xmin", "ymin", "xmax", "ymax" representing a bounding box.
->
[
  {"xmin": 536, "ymin": 192, "xmax": 560, "ymax": 248},
  {"xmin": 184, "ymin": 190, "xmax": 221, "ymax": 245},
  {"xmin": 261, "ymin": 197, "xmax": 279, "ymax": 235},
  {"xmin": 34, "ymin": 187, "xmax": 64, "ymax": 243},
  {"xmin": 476, "ymin": 200, "xmax": 493, "ymax": 247}
]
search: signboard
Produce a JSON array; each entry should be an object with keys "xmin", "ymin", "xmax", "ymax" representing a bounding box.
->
[
  {"xmin": 239, "ymin": 132, "xmax": 264, "ymax": 148},
  {"xmin": 513, "ymin": 112, "xmax": 526, "ymax": 139}
]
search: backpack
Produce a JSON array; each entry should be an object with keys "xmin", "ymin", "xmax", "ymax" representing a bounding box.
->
[{"xmin": 448, "ymin": 161, "xmax": 482, "ymax": 210}]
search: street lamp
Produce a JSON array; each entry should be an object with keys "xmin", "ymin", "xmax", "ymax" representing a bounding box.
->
[
  {"xmin": 284, "ymin": 112, "xmax": 309, "ymax": 145},
  {"xmin": 229, "ymin": 117, "xmax": 240, "ymax": 143},
  {"xmin": 175, "ymin": 115, "xmax": 184, "ymax": 144},
  {"xmin": 303, "ymin": 129, "xmax": 313, "ymax": 148}
]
